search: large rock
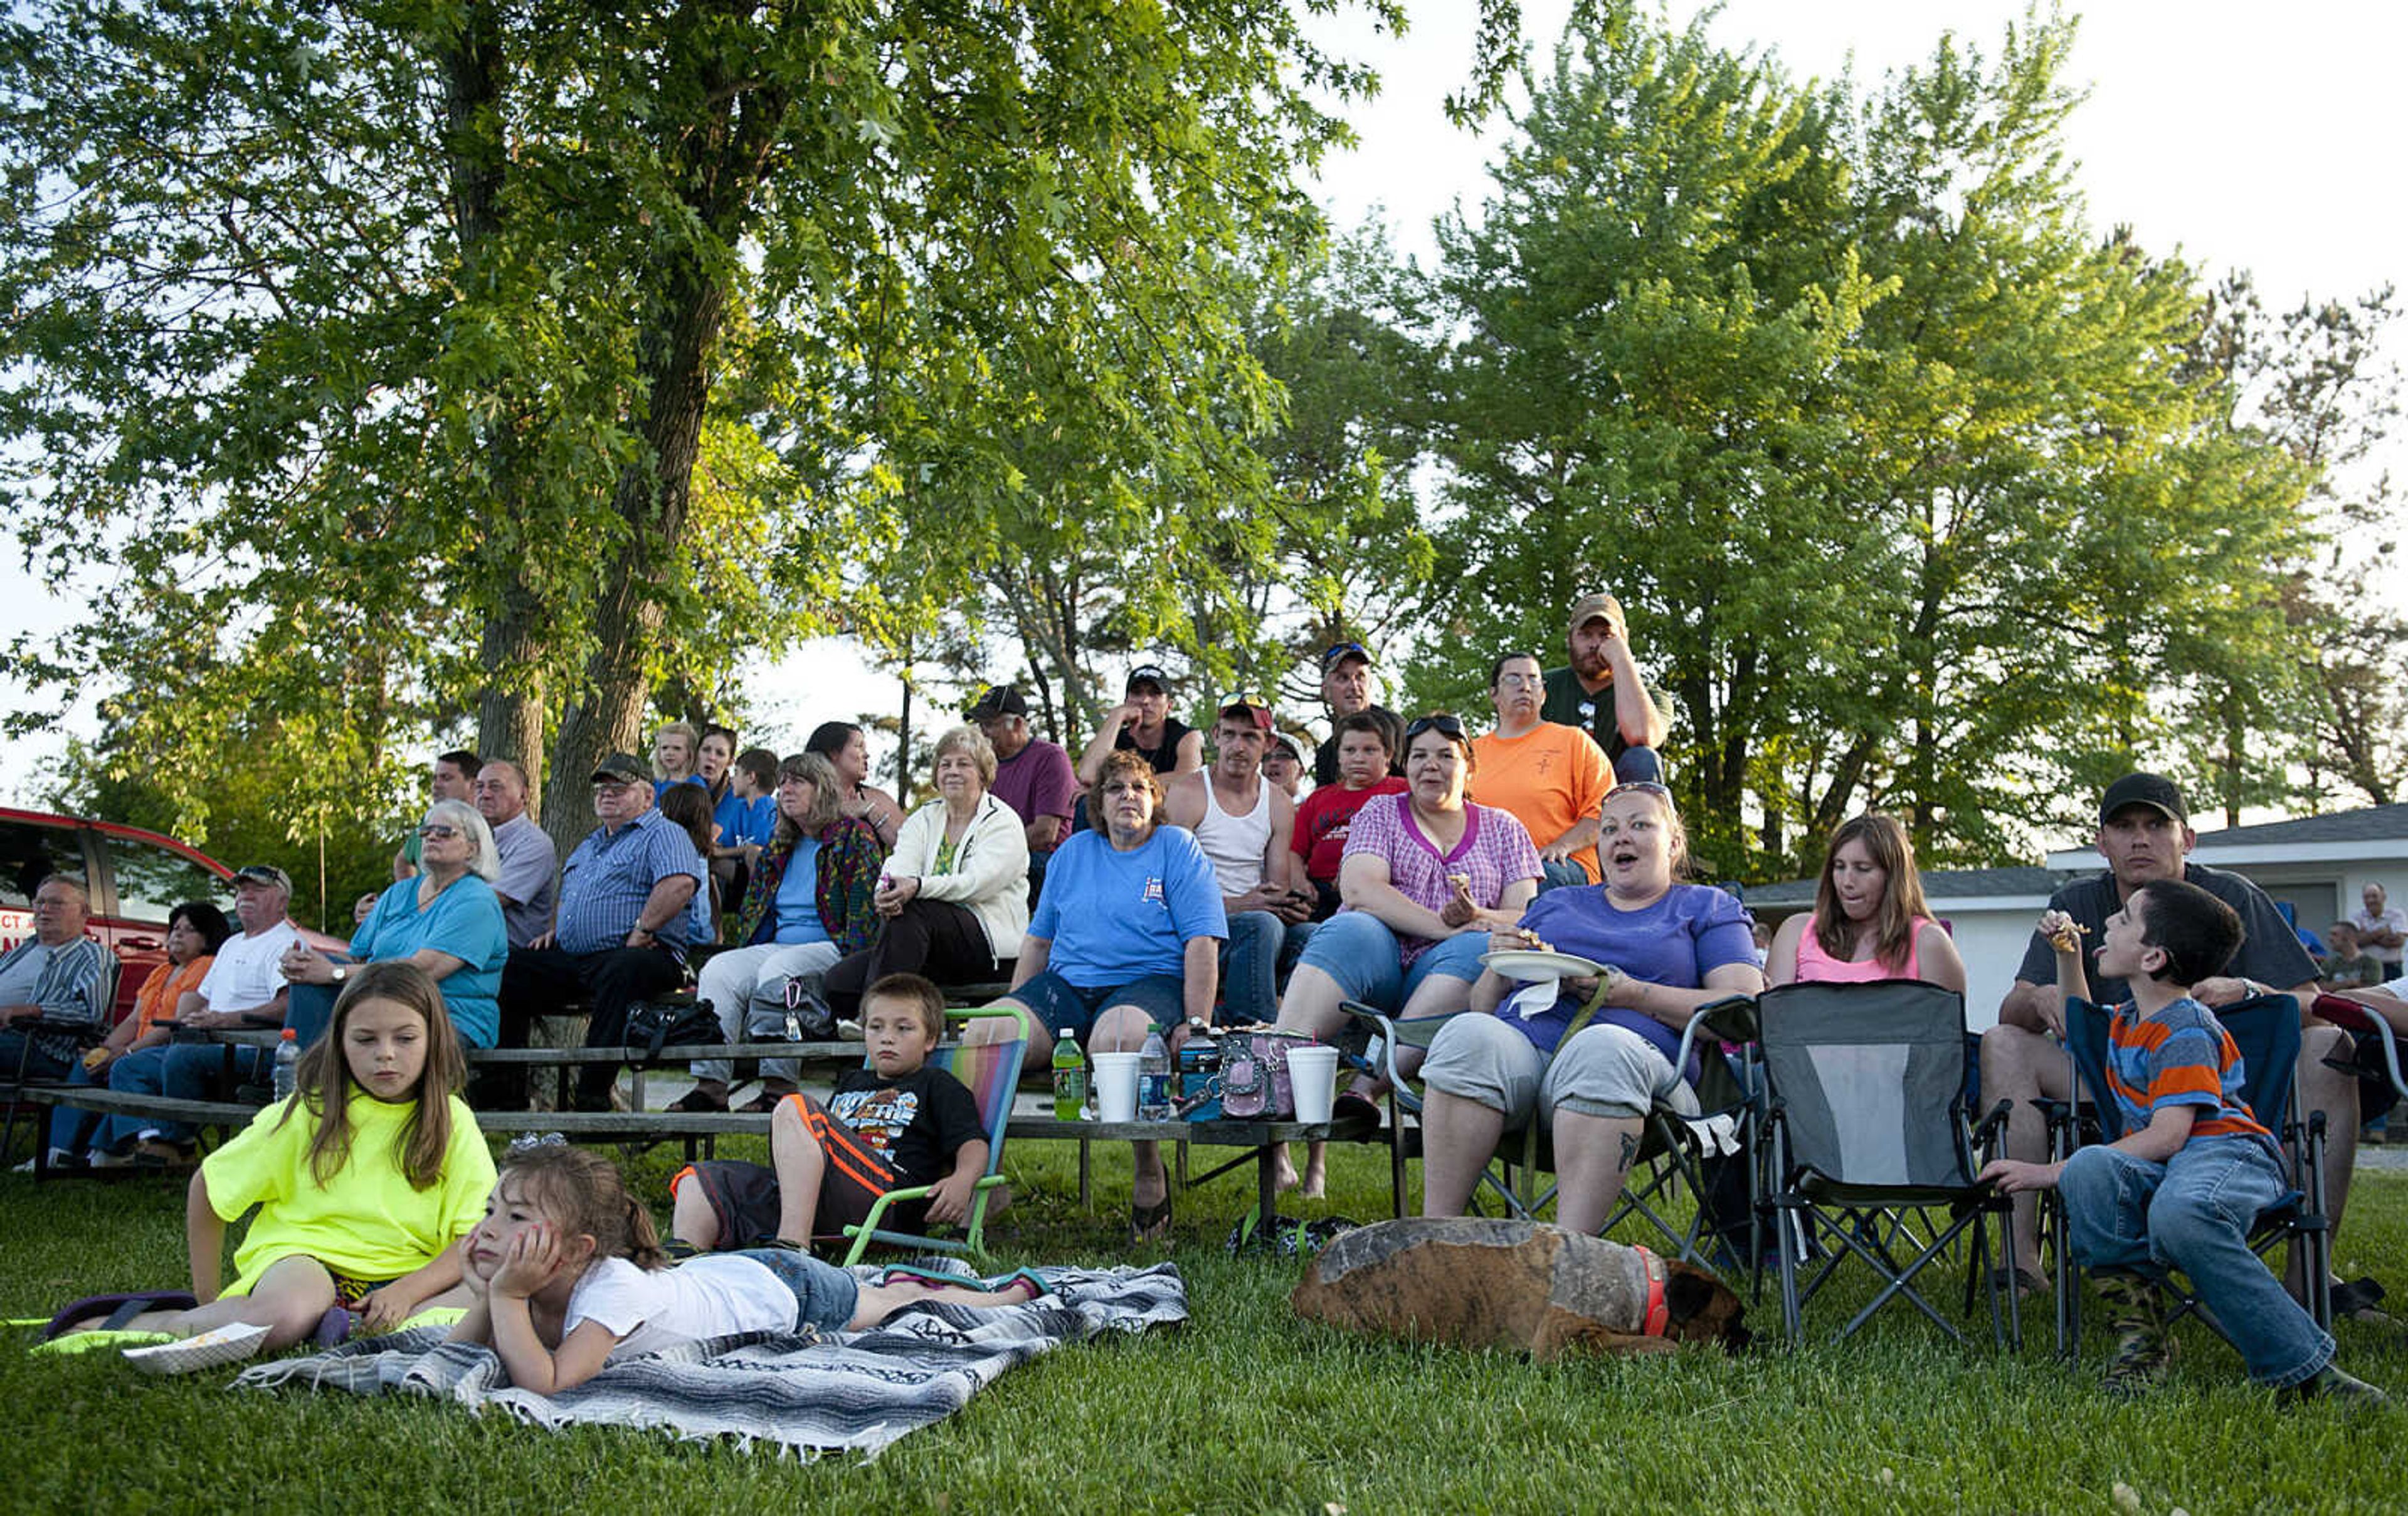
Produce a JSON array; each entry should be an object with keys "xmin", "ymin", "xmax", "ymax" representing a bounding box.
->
[{"xmin": 1291, "ymin": 1217, "xmax": 1748, "ymax": 1359}]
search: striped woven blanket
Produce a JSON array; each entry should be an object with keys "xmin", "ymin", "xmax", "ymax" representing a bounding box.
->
[{"xmin": 233, "ymin": 1263, "xmax": 1186, "ymax": 1458}]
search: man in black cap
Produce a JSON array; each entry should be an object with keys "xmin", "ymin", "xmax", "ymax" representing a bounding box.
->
[
  {"xmin": 1075, "ymin": 662, "xmax": 1201, "ymax": 785},
  {"xmin": 971, "ymin": 683, "xmax": 1080, "ymax": 903},
  {"xmin": 1311, "ymin": 640, "xmax": 1402, "ymax": 788},
  {"xmin": 1979, "ymin": 772, "xmax": 2350, "ymax": 1296},
  {"xmin": 494, "ymin": 751, "xmax": 706, "ymax": 1110}
]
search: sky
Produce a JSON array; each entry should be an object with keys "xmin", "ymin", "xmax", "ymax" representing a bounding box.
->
[{"xmin": 7, "ymin": 0, "xmax": 2404, "ymax": 829}]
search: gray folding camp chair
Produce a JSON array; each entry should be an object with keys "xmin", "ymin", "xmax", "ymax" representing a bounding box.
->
[{"xmin": 1759, "ymin": 979, "xmax": 2017, "ymax": 1347}]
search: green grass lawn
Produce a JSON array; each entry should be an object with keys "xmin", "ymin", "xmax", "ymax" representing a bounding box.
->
[{"xmin": 4, "ymin": 1135, "xmax": 2400, "ymax": 1513}]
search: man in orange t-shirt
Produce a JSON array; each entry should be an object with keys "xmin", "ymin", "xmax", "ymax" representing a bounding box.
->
[{"xmin": 1469, "ymin": 652, "xmax": 1613, "ymax": 892}]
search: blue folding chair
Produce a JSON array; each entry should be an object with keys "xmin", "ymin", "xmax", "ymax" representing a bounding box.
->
[{"xmin": 2047, "ymin": 993, "xmax": 2330, "ymax": 1357}]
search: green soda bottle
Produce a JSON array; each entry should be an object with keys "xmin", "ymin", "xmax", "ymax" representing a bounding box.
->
[{"xmin": 1052, "ymin": 1036, "xmax": 1087, "ymax": 1120}]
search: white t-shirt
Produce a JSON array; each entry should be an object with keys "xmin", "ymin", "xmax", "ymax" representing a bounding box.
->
[
  {"xmin": 0, "ymin": 940, "xmax": 58, "ymax": 1005},
  {"xmin": 196, "ymin": 921, "xmax": 300, "ymax": 1012},
  {"xmin": 563, "ymin": 1255, "xmax": 797, "ymax": 1357}
]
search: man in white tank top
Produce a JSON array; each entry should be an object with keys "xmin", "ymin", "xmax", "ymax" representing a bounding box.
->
[{"xmin": 1162, "ymin": 698, "xmax": 1312, "ymax": 1024}]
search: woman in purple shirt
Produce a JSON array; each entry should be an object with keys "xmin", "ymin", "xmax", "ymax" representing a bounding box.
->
[
  {"xmin": 1420, "ymin": 782, "xmax": 1763, "ymax": 1233},
  {"xmin": 1272, "ymin": 713, "xmax": 1541, "ymax": 1195}
]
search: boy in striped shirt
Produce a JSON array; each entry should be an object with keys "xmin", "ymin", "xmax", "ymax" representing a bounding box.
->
[{"xmin": 1981, "ymin": 877, "xmax": 2382, "ymax": 1403}]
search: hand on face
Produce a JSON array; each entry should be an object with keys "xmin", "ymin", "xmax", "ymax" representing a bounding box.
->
[{"xmin": 489, "ymin": 1220, "xmax": 568, "ymax": 1300}]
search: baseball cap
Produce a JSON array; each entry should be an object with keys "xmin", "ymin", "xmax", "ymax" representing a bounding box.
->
[
  {"xmin": 230, "ymin": 863, "xmax": 293, "ymax": 893},
  {"xmin": 1216, "ymin": 691, "xmax": 1274, "ymax": 732},
  {"xmin": 589, "ymin": 751, "xmax": 650, "ymax": 785},
  {"xmin": 968, "ymin": 684, "xmax": 1028, "ymax": 719},
  {"xmin": 1270, "ymin": 733, "xmax": 1301, "ymax": 761},
  {"xmin": 1126, "ymin": 664, "xmax": 1171, "ymax": 694},
  {"xmin": 1567, "ymin": 592, "xmax": 1624, "ymax": 636},
  {"xmin": 1319, "ymin": 641, "xmax": 1372, "ymax": 675},
  {"xmin": 2098, "ymin": 772, "xmax": 2189, "ymax": 827}
]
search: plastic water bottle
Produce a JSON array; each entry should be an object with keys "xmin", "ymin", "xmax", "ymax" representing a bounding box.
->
[
  {"xmin": 1052, "ymin": 1036, "xmax": 1087, "ymax": 1121},
  {"xmin": 1137, "ymin": 1029, "xmax": 1172, "ymax": 1120},
  {"xmin": 272, "ymin": 1028, "xmax": 300, "ymax": 1101}
]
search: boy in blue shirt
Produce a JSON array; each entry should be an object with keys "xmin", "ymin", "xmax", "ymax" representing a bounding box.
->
[{"xmin": 1981, "ymin": 877, "xmax": 2382, "ymax": 1402}]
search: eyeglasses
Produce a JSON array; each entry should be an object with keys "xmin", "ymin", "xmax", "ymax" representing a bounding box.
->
[
  {"xmin": 1403, "ymin": 713, "xmax": 1466, "ymax": 741},
  {"xmin": 1494, "ymin": 672, "xmax": 1544, "ymax": 689},
  {"xmin": 417, "ymin": 824, "xmax": 462, "ymax": 840}
]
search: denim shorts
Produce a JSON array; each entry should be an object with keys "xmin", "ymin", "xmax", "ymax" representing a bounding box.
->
[
  {"xmin": 1294, "ymin": 913, "xmax": 1490, "ymax": 1011},
  {"xmin": 732, "ymin": 1246, "xmax": 860, "ymax": 1332},
  {"xmin": 1008, "ymin": 970, "xmax": 1188, "ymax": 1044}
]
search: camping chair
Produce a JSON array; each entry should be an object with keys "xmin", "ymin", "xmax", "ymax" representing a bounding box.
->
[
  {"xmin": 835, "ymin": 1006, "xmax": 1027, "ymax": 1266},
  {"xmin": 2048, "ymin": 994, "xmax": 2330, "ymax": 1357},
  {"xmin": 1758, "ymin": 979, "xmax": 2018, "ymax": 1347},
  {"xmin": 0, "ymin": 950, "xmax": 120, "ymax": 1161},
  {"xmin": 1338, "ymin": 989, "xmax": 1761, "ymax": 1276}
]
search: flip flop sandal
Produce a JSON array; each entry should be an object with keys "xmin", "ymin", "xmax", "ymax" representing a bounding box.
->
[
  {"xmin": 311, "ymin": 1307, "xmax": 356, "ymax": 1348},
  {"xmin": 993, "ymin": 1268, "xmax": 1055, "ymax": 1303},
  {"xmin": 123, "ymin": 1322, "xmax": 272, "ymax": 1376},
  {"xmin": 29, "ymin": 1329, "xmax": 178, "ymax": 1356},
  {"xmin": 1329, "ymin": 1091, "xmax": 1383, "ymax": 1130},
  {"xmin": 40, "ymin": 1290, "xmax": 198, "ymax": 1341},
  {"xmin": 1129, "ymin": 1194, "xmax": 1173, "ymax": 1247}
]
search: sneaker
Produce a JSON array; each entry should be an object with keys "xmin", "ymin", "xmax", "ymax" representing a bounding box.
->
[
  {"xmin": 2094, "ymin": 1273, "xmax": 2174, "ymax": 1400},
  {"xmin": 123, "ymin": 1322, "xmax": 272, "ymax": 1375},
  {"xmin": 2284, "ymin": 1364, "xmax": 2389, "ymax": 1406}
]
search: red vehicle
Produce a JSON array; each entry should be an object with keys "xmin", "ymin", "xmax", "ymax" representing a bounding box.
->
[{"xmin": 0, "ymin": 808, "xmax": 337, "ymax": 1024}]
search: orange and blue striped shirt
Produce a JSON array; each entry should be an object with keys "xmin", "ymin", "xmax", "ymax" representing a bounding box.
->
[{"xmin": 2104, "ymin": 997, "xmax": 2273, "ymax": 1146}]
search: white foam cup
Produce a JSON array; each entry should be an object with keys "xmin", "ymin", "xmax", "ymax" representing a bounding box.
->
[
  {"xmin": 1091, "ymin": 1051, "xmax": 1143, "ymax": 1122},
  {"xmin": 1286, "ymin": 1044, "xmax": 1341, "ymax": 1124}
]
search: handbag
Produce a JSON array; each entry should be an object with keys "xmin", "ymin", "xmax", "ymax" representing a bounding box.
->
[
  {"xmin": 1219, "ymin": 1032, "xmax": 1305, "ymax": 1119},
  {"xmin": 622, "ymin": 997, "xmax": 723, "ymax": 1066}
]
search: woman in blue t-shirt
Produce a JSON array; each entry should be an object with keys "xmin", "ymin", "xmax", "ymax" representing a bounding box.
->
[
  {"xmin": 279, "ymin": 798, "xmax": 510, "ymax": 1049},
  {"xmin": 673, "ymin": 752, "xmax": 883, "ymax": 1112},
  {"xmin": 980, "ymin": 748, "xmax": 1227, "ymax": 1244},
  {"xmin": 1420, "ymin": 782, "xmax": 1764, "ymax": 1233}
]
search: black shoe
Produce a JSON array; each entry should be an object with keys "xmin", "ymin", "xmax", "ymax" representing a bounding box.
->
[
  {"xmin": 2284, "ymin": 1365, "xmax": 2389, "ymax": 1406},
  {"xmin": 666, "ymin": 1087, "xmax": 729, "ymax": 1113}
]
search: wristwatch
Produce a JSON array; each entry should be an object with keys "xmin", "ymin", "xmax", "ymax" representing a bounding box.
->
[{"xmin": 330, "ymin": 965, "xmax": 348, "ymax": 985}]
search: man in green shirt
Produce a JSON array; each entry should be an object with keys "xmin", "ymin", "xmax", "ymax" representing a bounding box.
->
[{"xmin": 1538, "ymin": 592, "xmax": 1669, "ymax": 783}]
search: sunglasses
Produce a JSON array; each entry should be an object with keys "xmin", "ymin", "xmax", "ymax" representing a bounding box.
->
[
  {"xmin": 1403, "ymin": 713, "xmax": 1467, "ymax": 741},
  {"xmin": 1218, "ymin": 690, "xmax": 1269, "ymax": 711},
  {"xmin": 417, "ymin": 824, "xmax": 463, "ymax": 840},
  {"xmin": 1608, "ymin": 781, "xmax": 1673, "ymax": 802},
  {"xmin": 1321, "ymin": 641, "xmax": 1370, "ymax": 669}
]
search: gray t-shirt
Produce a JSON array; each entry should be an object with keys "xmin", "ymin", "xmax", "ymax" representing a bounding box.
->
[
  {"xmin": 489, "ymin": 812, "xmax": 559, "ymax": 948},
  {"xmin": 2014, "ymin": 862, "xmax": 2318, "ymax": 1005}
]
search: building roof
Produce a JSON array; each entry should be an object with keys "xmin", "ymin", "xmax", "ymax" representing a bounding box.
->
[
  {"xmin": 2191, "ymin": 803, "xmax": 2408, "ymax": 848},
  {"xmin": 1742, "ymin": 866, "xmax": 2069, "ymax": 910}
]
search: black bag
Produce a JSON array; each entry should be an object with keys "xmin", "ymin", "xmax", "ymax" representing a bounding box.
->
[{"xmin": 622, "ymin": 998, "xmax": 723, "ymax": 1067}]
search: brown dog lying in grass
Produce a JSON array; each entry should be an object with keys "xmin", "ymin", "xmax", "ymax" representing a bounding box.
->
[{"xmin": 1292, "ymin": 1217, "xmax": 1750, "ymax": 1359}]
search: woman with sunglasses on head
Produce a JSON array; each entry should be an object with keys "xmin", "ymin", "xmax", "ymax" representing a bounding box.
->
[
  {"xmin": 1419, "ymin": 781, "xmax": 1763, "ymax": 1232},
  {"xmin": 1270, "ymin": 713, "xmax": 1541, "ymax": 1196},
  {"xmin": 1765, "ymin": 814, "xmax": 1965, "ymax": 990},
  {"xmin": 279, "ymin": 799, "xmax": 511, "ymax": 1051}
]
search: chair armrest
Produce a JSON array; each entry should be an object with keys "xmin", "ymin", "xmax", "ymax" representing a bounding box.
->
[{"xmin": 1675, "ymin": 994, "xmax": 1759, "ymax": 1070}]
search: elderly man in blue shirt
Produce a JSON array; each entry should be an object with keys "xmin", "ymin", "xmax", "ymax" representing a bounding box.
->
[
  {"xmin": 495, "ymin": 751, "xmax": 707, "ymax": 1110},
  {"xmin": 0, "ymin": 874, "xmax": 120, "ymax": 1084}
]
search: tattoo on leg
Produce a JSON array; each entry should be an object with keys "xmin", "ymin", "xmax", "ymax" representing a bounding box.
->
[{"xmin": 1617, "ymin": 1132, "xmax": 1640, "ymax": 1174}]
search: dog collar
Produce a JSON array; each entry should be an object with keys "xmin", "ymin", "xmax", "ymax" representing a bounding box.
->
[{"xmin": 1635, "ymin": 1244, "xmax": 1670, "ymax": 1337}]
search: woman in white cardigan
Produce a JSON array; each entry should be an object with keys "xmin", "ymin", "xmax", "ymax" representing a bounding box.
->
[{"xmin": 821, "ymin": 725, "xmax": 1030, "ymax": 1016}]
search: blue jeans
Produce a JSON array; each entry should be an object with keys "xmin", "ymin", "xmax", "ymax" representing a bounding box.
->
[
  {"xmin": 100, "ymin": 1042, "xmax": 270, "ymax": 1148},
  {"xmin": 1220, "ymin": 911, "xmax": 1289, "ymax": 1025},
  {"xmin": 47, "ymin": 1057, "xmax": 108, "ymax": 1157},
  {"xmin": 1294, "ymin": 913, "xmax": 1489, "ymax": 1012},
  {"xmin": 731, "ymin": 1246, "xmax": 860, "ymax": 1332},
  {"xmin": 1537, "ymin": 858, "xmax": 1592, "ymax": 894},
  {"xmin": 2060, "ymin": 1135, "xmax": 2332, "ymax": 1387}
]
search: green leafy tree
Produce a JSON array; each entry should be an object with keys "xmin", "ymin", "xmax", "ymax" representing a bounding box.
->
[{"xmin": 5, "ymin": 0, "xmax": 1520, "ymax": 854}]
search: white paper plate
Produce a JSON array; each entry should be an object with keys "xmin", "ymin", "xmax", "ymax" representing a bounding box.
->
[{"xmin": 1481, "ymin": 949, "xmax": 1610, "ymax": 980}]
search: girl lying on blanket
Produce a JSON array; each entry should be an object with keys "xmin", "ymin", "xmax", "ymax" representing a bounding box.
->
[
  {"xmin": 450, "ymin": 1142, "xmax": 1048, "ymax": 1394},
  {"xmin": 44, "ymin": 962, "xmax": 495, "ymax": 1372}
]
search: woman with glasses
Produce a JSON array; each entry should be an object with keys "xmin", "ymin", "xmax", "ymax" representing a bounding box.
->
[
  {"xmin": 673, "ymin": 751, "xmax": 884, "ymax": 1112},
  {"xmin": 1270, "ymin": 713, "xmax": 1541, "ymax": 1196},
  {"xmin": 1765, "ymin": 814, "xmax": 1965, "ymax": 990},
  {"xmin": 1419, "ymin": 781, "xmax": 1763, "ymax": 1232},
  {"xmin": 821, "ymin": 726, "xmax": 1030, "ymax": 1017},
  {"xmin": 279, "ymin": 798, "xmax": 510, "ymax": 1048},
  {"xmin": 1472, "ymin": 651, "xmax": 1614, "ymax": 892}
]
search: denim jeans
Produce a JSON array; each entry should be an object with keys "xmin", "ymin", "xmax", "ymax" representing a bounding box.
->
[
  {"xmin": 1220, "ymin": 910, "xmax": 1288, "ymax": 1025},
  {"xmin": 1537, "ymin": 858, "xmax": 1592, "ymax": 894},
  {"xmin": 1293, "ymin": 912, "xmax": 1489, "ymax": 1012},
  {"xmin": 2060, "ymin": 1135, "xmax": 2331, "ymax": 1387}
]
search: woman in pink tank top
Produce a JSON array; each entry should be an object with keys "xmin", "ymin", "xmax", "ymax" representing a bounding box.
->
[{"xmin": 1767, "ymin": 814, "xmax": 1966, "ymax": 990}]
